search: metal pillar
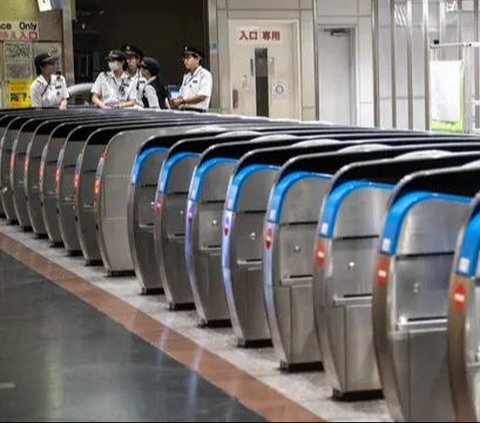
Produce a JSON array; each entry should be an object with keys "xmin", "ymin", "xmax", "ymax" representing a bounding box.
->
[
  {"xmin": 62, "ymin": 0, "xmax": 75, "ymax": 85},
  {"xmin": 475, "ymin": 0, "xmax": 480, "ymax": 128},
  {"xmin": 372, "ymin": 0, "xmax": 381, "ymax": 127},
  {"xmin": 313, "ymin": 0, "xmax": 320, "ymax": 120},
  {"xmin": 423, "ymin": 0, "xmax": 431, "ymax": 130},
  {"xmin": 391, "ymin": 0, "xmax": 398, "ymax": 128},
  {"xmin": 406, "ymin": 0, "xmax": 414, "ymax": 129}
]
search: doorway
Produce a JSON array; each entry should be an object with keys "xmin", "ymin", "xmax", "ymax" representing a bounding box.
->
[
  {"xmin": 317, "ymin": 27, "xmax": 357, "ymax": 125},
  {"xmin": 229, "ymin": 20, "xmax": 301, "ymax": 119}
]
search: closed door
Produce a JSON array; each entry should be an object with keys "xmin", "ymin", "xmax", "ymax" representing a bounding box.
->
[
  {"xmin": 229, "ymin": 20, "xmax": 300, "ymax": 119},
  {"xmin": 318, "ymin": 27, "xmax": 357, "ymax": 125}
]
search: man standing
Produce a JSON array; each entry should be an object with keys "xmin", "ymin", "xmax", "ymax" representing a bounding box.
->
[
  {"xmin": 91, "ymin": 50, "xmax": 137, "ymax": 109},
  {"xmin": 30, "ymin": 53, "xmax": 69, "ymax": 109},
  {"xmin": 171, "ymin": 46, "xmax": 213, "ymax": 112},
  {"xmin": 121, "ymin": 45, "xmax": 147, "ymax": 107}
]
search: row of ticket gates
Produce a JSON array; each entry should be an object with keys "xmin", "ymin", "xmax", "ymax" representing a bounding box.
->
[{"xmin": 3, "ymin": 107, "xmax": 480, "ymax": 421}]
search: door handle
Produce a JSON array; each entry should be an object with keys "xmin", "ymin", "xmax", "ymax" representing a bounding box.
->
[
  {"xmin": 250, "ymin": 59, "xmax": 255, "ymax": 77},
  {"xmin": 232, "ymin": 89, "xmax": 239, "ymax": 109}
]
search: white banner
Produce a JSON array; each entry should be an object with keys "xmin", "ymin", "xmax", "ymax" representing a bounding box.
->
[{"xmin": 0, "ymin": 21, "xmax": 39, "ymax": 42}]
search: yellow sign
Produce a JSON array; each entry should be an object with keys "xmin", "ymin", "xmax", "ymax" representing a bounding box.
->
[{"xmin": 8, "ymin": 79, "xmax": 32, "ymax": 108}]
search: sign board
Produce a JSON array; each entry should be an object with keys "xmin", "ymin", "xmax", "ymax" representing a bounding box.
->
[
  {"xmin": 7, "ymin": 79, "xmax": 32, "ymax": 108},
  {"xmin": 0, "ymin": 21, "xmax": 39, "ymax": 42},
  {"xmin": 236, "ymin": 28, "xmax": 283, "ymax": 45}
]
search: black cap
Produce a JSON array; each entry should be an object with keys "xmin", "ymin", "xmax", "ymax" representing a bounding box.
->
[
  {"xmin": 34, "ymin": 53, "xmax": 57, "ymax": 70},
  {"xmin": 139, "ymin": 57, "xmax": 160, "ymax": 76},
  {"xmin": 105, "ymin": 50, "xmax": 126, "ymax": 61},
  {"xmin": 183, "ymin": 46, "xmax": 203, "ymax": 59},
  {"xmin": 121, "ymin": 45, "xmax": 144, "ymax": 59}
]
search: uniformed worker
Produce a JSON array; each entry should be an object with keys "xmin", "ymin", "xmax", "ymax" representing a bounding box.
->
[
  {"xmin": 30, "ymin": 53, "xmax": 69, "ymax": 109},
  {"xmin": 91, "ymin": 50, "xmax": 137, "ymax": 109},
  {"xmin": 121, "ymin": 44, "xmax": 147, "ymax": 107},
  {"xmin": 171, "ymin": 46, "xmax": 213, "ymax": 112},
  {"xmin": 139, "ymin": 57, "xmax": 170, "ymax": 110}
]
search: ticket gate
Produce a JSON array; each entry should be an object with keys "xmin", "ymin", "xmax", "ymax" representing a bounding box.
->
[
  {"xmin": 155, "ymin": 128, "xmax": 420, "ymax": 311},
  {"xmin": 25, "ymin": 115, "xmax": 108, "ymax": 236},
  {"xmin": 0, "ymin": 111, "xmax": 71, "ymax": 224},
  {"xmin": 106, "ymin": 120, "xmax": 276, "ymax": 278},
  {"xmin": 186, "ymin": 130, "xmax": 409, "ymax": 328},
  {"xmin": 313, "ymin": 147, "xmax": 480, "ymax": 399},
  {"xmin": 93, "ymin": 118, "xmax": 273, "ymax": 274},
  {"xmin": 57, "ymin": 118, "xmax": 166, "ymax": 254},
  {"xmin": 11, "ymin": 114, "xmax": 100, "ymax": 231},
  {"xmin": 83, "ymin": 117, "xmax": 262, "ymax": 269},
  {"xmin": 263, "ymin": 142, "xmax": 478, "ymax": 371},
  {"xmin": 127, "ymin": 124, "xmax": 342, "ymax": 294},
  {"xmin": 447, "ymin": 194, "xmax": 480, "ymax": 422},
  {"xmin": 372, "ymin": 166, "xmax": 480, "ymax": 422},
  {"xmin": 39, "ymin": 115, "xmax": 155, "ymax": 245},
  {"xmin": 186, "ymin": 135, "xmax": 314, "ymax": 326},
  {"xmin": 126, "ymin": 126, "xmax": 234, "ymax": 293},
  {"xmin": 69, "ymin": 120, "xmax": 181, "ymax": 261},
  {"xmin": 222, "ymin": 135, "xmax": 476, "ymax": 348},
  {"xmin": 156, "ymin": 131, "xmax": 275, "ymax": 309}
]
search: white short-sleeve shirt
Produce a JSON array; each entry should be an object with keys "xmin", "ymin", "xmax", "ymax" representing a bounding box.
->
[
  {"xmin": 91, "ymin": 71, "xmax": 136, "ymax": 107},
  {"xmin": 179, "ymin": 66, "xmax": 213, "ymax": 111},
  {"xmin": 127, "ymin": 70, "xmax": 147, "ymax": 107},
  {"xmin": 30, "ymin": 75, "xmax": 69, "ymax": 108}
]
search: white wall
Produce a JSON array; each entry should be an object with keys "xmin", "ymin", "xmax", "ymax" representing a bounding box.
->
[
  {"xmin": 316, "ymin": 0, "xmax": 375, "ymax": 126},
  {"xmin": 209, "ymin": 0, "xmax": 317, "ymax": 120}
]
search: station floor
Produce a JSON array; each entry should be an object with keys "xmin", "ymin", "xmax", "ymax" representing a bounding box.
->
[{"xmin": 0, "ymin": 221, "xmax": 391, "ymax": 422}]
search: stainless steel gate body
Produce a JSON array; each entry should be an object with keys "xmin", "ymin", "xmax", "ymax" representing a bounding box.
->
[
  {"xmin": 448, "ymin": 194, "xmax": 480, "ymax": 422},
  {"xmin": 1, "ymin": 111, "xmax": 67, "ymax": 224},
  {"xmin": 25, "ymin": 114, "xmax": 107, "ymax": 236},
  {"xmin": 222, "ymin": 132, "xmax": 444, "ymax": 348},
  {"xmin": 126, "ymin": 125, "xmax": 235, "ymax": 292},
  {"xmin": 186, "ymin": 135, "xmax": 312, "ymax": 326},
  {"xmin": 69, "ymin": 122, "xmax": 163, "ymax": 263},
  {"xmin": 39, "ymin": 116, "xmax": 146, "ymax": 245},
  {"xmin": 372, "ymin": 166, "xmax": 480, "ymax": 422},
  {"xmin": 314, "ymin": 147, "xmax": 480, "ymax": 398},
  {"xmin": 264, "ymin": 142, "xmax": 476, "ymax": 371}
]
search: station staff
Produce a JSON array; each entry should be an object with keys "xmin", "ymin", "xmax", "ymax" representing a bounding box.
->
[
  {"xmin": 122, "ymin": 44, "xmax": 147, "ymax": 107},
  {"xmin": 91, "ymin": 50, "xmax": 137, "ymax": 109},
  {"xmin": 171, "ymin": 46, "xmax": 213, "ymax": 112},
  {"xmin": 139, "ymin": 57, "xmax": 170, "ymax": 110},
  {"xmin": 30, "ymin": 53, "xmax": 69, "ymax": 109}
]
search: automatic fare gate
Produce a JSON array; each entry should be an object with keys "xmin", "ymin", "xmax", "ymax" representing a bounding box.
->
[
  {"xmin": 372, "ymin": 165, "xmax": 480, "ymax": 422},
  {"xmin": 0, "ymin": 110, "xmax": 77, "ymax": 223},
  {"xmin": 105, "ymin": 118, "xmax": 281, "ymax": 278},
  {"xmin": 156, "ymin": 128, "xmax": 417, "ymax": 312},
  {"xmin": 72, "ymin": 123, "xmax": 190, "ymax": 265},
  {"xmin": 25, "ymin": 114, "xmax": 117, "ymax": 237},
  {"xmin": 155, "ymin": 131, "xmax": 269, "ymax": 309},
  {"xmin": 39, "ymin": 116, "xmax": 154, "ymax": 245},
  {"xmin": 58, "ymin": 120, "xmax": 159, "ymax": 254},
  {"xmin": 448, "ymin": 191, "xmax": 480, "ymax": 422},
  {"xmin": 313, "ymin": 146, "xmax": 480, "ymax": 400},
  {"xmin": 191, "ymin": 130, "xmax": 418, "ymax": 334},
  {"xmin": 127, "ymin": 124, "xmax": 349, "ymax": 294},
  {"xmin": 11, "ymin": 113, "xmax": 103, "ymax": 231},
  {"xmin": 186, "ymin": 134, "xmax": 309, "ymax": 327},
  {"xmin": 221, "ymin": 133, "xmax": 458, "ymax": 348},
  {"xmin": 262, "ymin": 141, "xmax": 478, "ymax": 371},
  {"xmin": 90, "ymin": 118, "xmax": 294, "ymax": 271},
  {"xmin": 126, "ymin": 126, "xmax": 236, "ymax": 293}
]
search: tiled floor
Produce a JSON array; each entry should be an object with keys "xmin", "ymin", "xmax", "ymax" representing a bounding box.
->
[
  {"xmin": 0, "ymin": 222, "xmax": 392, "ymax": 422},
  {"xmin": 0, "ymin": 250, "xmax": 265, "ymax": 422}
]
